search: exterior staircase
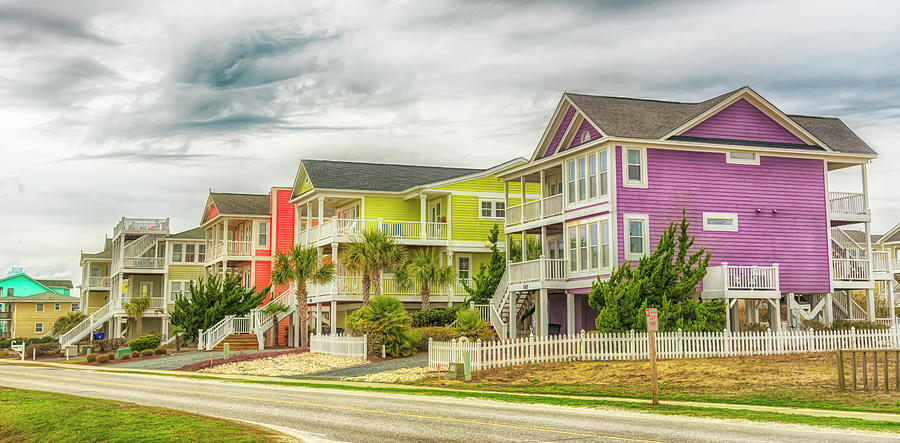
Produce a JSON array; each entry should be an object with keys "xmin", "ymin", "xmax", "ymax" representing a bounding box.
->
[
  {"xmin": 212, "ymin": 334, "xmax": 259, "ymax": 351},
  {"xmin": 58, "ymin": 299, "xmax": 117, "ymax": 347},
  {"xmin": 477, "ymin": 271, "xmax": 535, "ymax": 339},
  {"xmin": 124, "ymin": 235, "xmax": 156, "ymax": 258},
  {"xmin": 251, "ymin": 287, "xmax": 297, "ymax": 350}
]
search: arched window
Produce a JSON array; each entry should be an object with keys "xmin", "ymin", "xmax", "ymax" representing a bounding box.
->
[{"xmin": 580, "ymin": 131, "xmax": 591, "ymax": 143}]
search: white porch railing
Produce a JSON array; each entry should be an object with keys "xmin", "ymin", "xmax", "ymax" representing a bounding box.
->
[
  {"xmin": 310, "ymin": 333, "xmax": 367, "ymax": 359},
  {"xmin": 122, "ymin": 257, "xmax": 164, "ymax": 269},
  {"xmin": 471, "ymin": 303, "xmax": 491, "ymax": 322},
  {"xmin": 506, "ymin": 194, "xmax": 565, "ymax": 227},
  {"xmin": 87, "ymin": 277, "xmax": 111, "ymax": 288},
  {"xmin": 114, "ymin": 217, "xmax": 169, "ymax": 237},
  {"xmin": 832, "ymin": 258, "xmax": 870, "ymax": 281},
  {"xmin": 429, "ymin": 328, "xmax": 900, "ymax": 371},
  {"xmin": 199, "ymin": 315, "xmax": 253, "ymax": 351},
  {"xmin": 828, "ymin": 192, "xmax": 867, "ymax": 217},
  {"xmin": 873, "ymin": 251, "xmax": 891, "ymax": 273},
  {"xmin": 59, "ymin": 299, "xmax": 116, "ymax": 347},
  {"xmin": 227, "ymin": 240, "xmax": 252, "ymax": 257},
  {"xmin": 300, "ymin": 218, "xmax": 449, "ymax": 244},
  {"xmin": 508, "ymin": 257, "xmax": 567, "ymax": 285},
  {"xmin": 723, "ymin": 263, "xmax": 779, "ymax": 290},
  {"xmin": 118, "ymin": 296, "xmax": 166, "ymax": 310}
]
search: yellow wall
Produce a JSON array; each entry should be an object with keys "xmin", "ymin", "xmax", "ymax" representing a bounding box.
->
[
  {"xmin": 168, "ymin": 264, "xmax": 206, "ymax": 281},
  {"xmin": 363, "ymin": 195, "xmax": 421, "ymax": 221},
  {"xmin": 87, "ymin": 291, "xmax": 109, "ymax": 313},
  {"xmin": 12, "ymin": 301, "xmax": 76, "ymax": 338}
]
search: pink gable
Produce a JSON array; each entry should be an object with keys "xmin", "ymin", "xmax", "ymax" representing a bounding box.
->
[
  {"xmin": 680, "ymin": 98, "xmax": 806, "ymax": 145},
  {"xmin": 544, "ymin": 106, "xmax": 576, "ymax": 157}
]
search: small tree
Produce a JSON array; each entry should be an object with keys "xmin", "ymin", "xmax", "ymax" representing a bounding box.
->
[
  {"xmin": 341, "ymin": 228, "xmax": 406, "ymax": 304},
  {"xmin": 271, "ymin": 245, "xmax": 335, "ymax": 349},
  {"xmin": 261, "ymin": 302, "xmax": 290, "ymax": 346},
  {"xmin": 589, "ymin": 211, "xmax": 725, "ymax": 332},
  {"xmin": 463, "ymin": 224, "xmax": 506, "ymax": 305},
  {"xmin": 124, "ymin": 295, "xmax": 152, "ymax": 337},
  {"xmin": 169, "ymin": 274, "xmax": 267, "ymax": 341},
  {"xmin": 395, "ymin": 248, "xmax": 454, "ymax": 310},
  {"xmin": 169, "ymin": 325, "xmax": 185, "ymax": 352},
  {"xmin": 50, "ymin": 312, "xmax": 86, "ymax": 337}
]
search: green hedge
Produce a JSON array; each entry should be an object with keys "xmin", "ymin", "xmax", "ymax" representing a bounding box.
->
[
  {"xmin": 412, "ymin": 326, "xmax": 459, "ymax": 352},
  {"xmin": 128, "ymin": 335, "xmax": 161, "ymax": 353},
  {"xmin": 410, "ymin": 308, "xmax": 458, "ymax": 328},
  {"xmin": 25, "ymin": 342, "xmax": 60, "ymax": 357}
]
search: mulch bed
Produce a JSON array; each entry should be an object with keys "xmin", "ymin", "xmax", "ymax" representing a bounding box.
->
[
  {"xmin": 177, "ymin": 349, "xmax": 307, "ymax": 372},
  {"xmin": 77, "ymin": 350, "xmax": 189, "ymax": 366}
]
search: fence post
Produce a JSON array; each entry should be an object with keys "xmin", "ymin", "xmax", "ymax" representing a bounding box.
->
[
  {"xmin": 427, "ymin": 337, "xmax": 433, "ymax": 368},
  {"xmin": 677, "ymin": 328, "xmax": 683, "ymax": 359},
  {"xmin": 851, "ymin": 327, "xmax": 857, "ymax": 349},
  {"xmin": 579, "ymin": 330, "xmax": 585, "ymax": 361},
  {"xmin": 475, "ymin": 338, "xmax": 482, "ymax": 371}
]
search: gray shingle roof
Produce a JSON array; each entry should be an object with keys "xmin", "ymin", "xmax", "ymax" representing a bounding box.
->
[
  {"xmin": 298, "ymin": 159, "xmax": 483, "ymax": 197},
  {"xmin": 565, "ymin": 88, "xmax": 876, "ymax": 155},
  {"xmin": 37, "ymin": 279, "xmax": 73, "ymax": 289},
  {"xmin": 881, "ymin": 229, "xmax": 900, "ymax": 244},
  {"xmin": 1, "ymin": 292, "xmax": 79, "ymax": 302},
  {"xmin": 209, "ymin": 192, "xmax": 270, "ymax": 216},
  {"xmin": 167, "ymin": 226, "xmax": 206, "ymax": 240},
  {"xmin": 81, "ymin": 238, "xmax": 112, "ymax": 261}
]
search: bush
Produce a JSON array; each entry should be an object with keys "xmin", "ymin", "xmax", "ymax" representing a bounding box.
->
[
  {"xmin": 119, "ymin": 352, "xmax": 132, "ymax": 360},
  {"xmin": 96, "ymin": 354, "xmax": 110, "ymax": 363},
  {"xmin": 25, "ymin": 336, "xmax": 57, "ymax": 346},
  {"xmin": 93, "ymin": 338, "xmax": 127, "ymax": 354},
  {"xmin": 800, "ymin": 319, "xmax": 827, "ymax": 331},
  {"xmin": 747, "ymin": 323, "xmax": 769, "ymax": 332},
  {"xmin": 831, "ymin": 319, "xmax": 889, "ymax": 330},
  {"xmin": 412, "ymin": 326, "xmax": 458, "ymax": 352},
  {"xmin": 358, "ymin": 295, "xmax": 419, "ymax": 358},
  {"xmin": 153, "ymin": 348, "xmax": 167, "ymax": 355},
  {"xmin": 346, "ymin": 309, "xmax": 365, "ymax": 331},
  {"xmin": 129, "ymin": 335, "xmax": 161, "ymax": 353},
  {"xmin": 410, "ymin": 308, "xmax": 458, "ymax": 328},
  {"xmin": 454, "ymin": 308, "xmax": 487, "ymax": 339},
  {"xmin": 85, "ymin": 353, "xmax": 97, "ymax": 363},
  {"xmin": 141, "ymin": 349, "xmax": 154, "ymax": 357},
  {"xmin": 25, "ymin": 342, "xmax": 60, "ymax": 357}
]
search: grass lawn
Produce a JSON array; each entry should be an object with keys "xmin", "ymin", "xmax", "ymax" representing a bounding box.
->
[
  {"xmin": 419, "ymin": 352, "xmax": 900, "ymax": 413},
  {"xmin": 0, "ymin": 387, "xmax": 289, "ymax": 443}
]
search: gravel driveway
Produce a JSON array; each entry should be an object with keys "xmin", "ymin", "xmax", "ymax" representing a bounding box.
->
[{"xmin": 295, "ymin": 354, "xmax": 428, "ymax": 379}]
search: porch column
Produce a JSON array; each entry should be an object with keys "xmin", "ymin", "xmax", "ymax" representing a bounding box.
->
[
  {"xmin": 866, "ymin": 289, "xmax": 876, "ymax": 322},
  {"xmin": 520, "ymin": 176, "xmax": 526, "ymax": 208},
  {"xmin": 824, "ymin": 292, "xmax": 834, "ymax": 325},
  {"xmin": 306, "ymin": 201, "xmax": 312, "ymax": 244},
  {"xmin": 317, "ymin": 197, "xmax": 325, "ymax": 227},
  {"xmin": 420, "ymin": 194, "xmax": 427, "ymax": 240},
  {"xmin": 768, "ymin": 298, "xmax": 781, "ymax": 331},
  {"xmin": 504, "ymin": 180, "xmax": 509, "ymax": 216},
  {"xmin": 730, "ymin": 301, "xmax": 740, "ymax": 332},
  {"xmin": 566, "ymin": 292, "xmax": 575, "ymax": 335},
  {"xmin": 538, "ymin": 288, "xmax": 548, "ymax": 337},
  {"xmin": 315, "ymin": 303, "xmax": 322, "ymax": 335},
  {"xmin": 446, "ymin": 249, "xmax": 454, "ymax": 307},
  {"xmin": 331, "ymin": 243, "xmax": 339, "ymax": 298},
  {"xmin": 520, "ymin": 230, "xmax": 526, "ymax": 262},
  {"xmin": 724, "ymin": 297, "xmax": 731, "ymax": 332},
  {"xmin": 746, "ymin": 300, "xmax": 758, "ymax": 325},
  {"xmin": 888, "ymin": 281, "xmax": 896, "ymax": 325},
  {"xmin": 330, "ymin": 300, "xmax": 337, "ymax": 335},
  {"xmin": 541, "ymin": 225, "xmax": 548, "ymax": 259},
  {"xmin": 508, "ymin": 291, "xmax": 517, "ymax": 338},
  {"xmin": 539, "ymin": 170, "xmax": 545, "ymax": 216}
]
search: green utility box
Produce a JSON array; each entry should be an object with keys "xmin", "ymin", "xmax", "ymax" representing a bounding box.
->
[
  {"xmin": 223, "ymin": 343, "xmax": 231, "ymax": 360},
  {"xmin": 116, "ymin": 348, "xmax": 132, "ymax": 359}
]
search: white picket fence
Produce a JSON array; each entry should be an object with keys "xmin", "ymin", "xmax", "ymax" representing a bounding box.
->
[
  {"xmin": 428, "ymin": 327, "xmax": 900, "ymax": 371},
  {"xmin": 310, "ymin": 333, "xmax": 367, "ymax": 360}
]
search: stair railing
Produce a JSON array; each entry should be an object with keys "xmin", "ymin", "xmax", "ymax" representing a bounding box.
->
[{"xmin": 58, "ymin": 299, "xmax": 116, "ymax": 347}]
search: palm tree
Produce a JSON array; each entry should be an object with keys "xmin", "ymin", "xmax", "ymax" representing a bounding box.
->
[
  {"xmin": 261, "ymin": 302, "xmax": 290, "ymax": 346},
  {"xmin": 50, "ymin": 312, "xmax": 86, "ymax": 337},
  {"xmin": 395, "ymin": 248, "xmax": 454, "ymax": 310},
  {"xmin": 169, "ymin": 325, "xmax": 185, "ymax": 352},
  {"xmin": 341, "ymin": 228, "xmax": 406, "ymax": 304},
  {"xmin": 271, "ymin": 246, "xmax": 335, "ymax": 348},
  {"xmin": 124, "ymin": 295, "xmax": 152, "ymax": 337}
]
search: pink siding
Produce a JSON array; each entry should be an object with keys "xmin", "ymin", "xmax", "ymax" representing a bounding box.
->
[
  {"xmin": 567, "ymin": 119, "xmax": 602, "ymax": 149},
  {"xmin": 273, "ymin": 189, "xmax": 295, "ymax": 254},
  {"xmin": 681, "ymin": 98, "xmax": 806, "ymax": 145},
  {"xmin": 254, "ymin": 261, "xmax": 271, "ymax": 294},
  {"xmin": 614, "ymin": 146, "xmax": 830, "ymax": 293},
  {"xmin": 544, "ymin": 106, "xmax": 575, "ymax": 157}
]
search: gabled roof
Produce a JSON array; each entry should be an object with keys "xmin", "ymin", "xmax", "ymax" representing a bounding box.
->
[
  {"xmin": 2, "ymin": 292, "xmax": 78, "ymax": 302},
  {"xmin": 37, "ymin": 279, "xmax": 73, "ymax": 289},
  {"xmin": 295, "ymin": 159, "xmax": 484, "ymax": 197},
  {"xmin": 562, "ymin": 87, "xmax": 875, "ymax": 155},
  {"xmin": 0, "ymin": 273, "xmax": 55, "ymax": 293},
  {"xmin": 208, "ymin": 192, "xmax": 270, "ymax": 216},
  {"xmin": 879, "ymin": 222, "xmax": 900, "ymax": 244},
  {"xmin": 167, "ymin": 226, "xmax": 206, "ymax": 240},
  {"xmin": 81, "ymin": 238, "xmax": 112, "ymax": 261}
]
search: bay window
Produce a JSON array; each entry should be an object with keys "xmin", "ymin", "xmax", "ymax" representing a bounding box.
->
[{"xmin": 566, "ymin": 218, "xmax": 612, "ymax": 273}]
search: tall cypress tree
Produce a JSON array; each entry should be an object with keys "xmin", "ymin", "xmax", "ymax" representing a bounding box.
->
[
  {"xmin": 588, "ymin": 211, "xmax": 725, "ymax": 332},
  {"xmin": 169, "ymin": 274, "xmax": 267, "ymax": 341},
  {"xmin": 463, "ymin": 224, "xmax": 506, "ymax": 304}
]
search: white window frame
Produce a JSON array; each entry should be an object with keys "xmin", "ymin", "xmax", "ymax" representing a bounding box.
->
[
  {"xmin": 456, "ymin": 254, "xmax": 472, "ymax": 283},
  {"xmin": 71, "ymin": 303, "xmax": 79, "ymax": 312},
  {"xmin": 623, "ymin": 213, "xmax": 650, "ymax": 260},
  {"xmin": 172, "ymin": 243, "xmax": 183, "ymax": 263},
  {"xmin": 703, "ymin": 212, "xmax": 739, "ymax": 232},
  {"xmin": 198, "ymin": 243, "xmax": 206, "ymax": 262},
  {"xmin": 257, "ymin": 221, "xmax": 269, "ymax": 248},
  {"xmin": 34, "ymin": 322, "xmax": 43, "ymax": 333},
  {"xmin": 567, "ymin": 150, "xmax": 608, "ymax": 204},
  {"xmin": 622, "ymin": 147, "xmax": 648, "ymax": 188},
  {"xmin": 566, "ymin": 216, "xmax": 612, "ymax": 274},
  {"xmin": 54, "ymin": 303, "xmax": 60, "ymax": 311},
  {"xmin": 726, "ymin": 151, "xmax": 760, "ymax": 165},
  {"xmin": 35, "ymin": 303, "xmax": 44, "ymax": 312},
  {"xmin": 478, "ymin": 199, "xmax": 505, "ymax": 220}
]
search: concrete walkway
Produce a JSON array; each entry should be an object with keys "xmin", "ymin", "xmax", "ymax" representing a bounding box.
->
[
  {"xmin": 104, "ymin": 348, "xmax": 289, "ymax": 370},
  {"xmin": 297, "ymin": 354, "xmax": 428, "ymax": 379},
  {"xmin": 4, "ymin": 359, "xmax": 899, "ymax": 424}
]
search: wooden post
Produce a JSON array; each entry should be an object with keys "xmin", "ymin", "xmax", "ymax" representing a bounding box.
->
[
  {"xmin": 895, "ymin": 350, "xmax": 900, "ymax": 391},
  {"xmin": 851, "ymin": 351, "xmax": 858, "ymax": 390},
  {"xmin": 649, "ymin": 330, "xmax": 659, "ymax": 405},
  {"xmin": 874, "ymin": 350, "xmax": 879, "ymax": 390},
  {"xmin": 863, "ymin": 351, "xmax": 868, "ymax": 390},
  {"xmin": 837, "ymin": 349, "xmax": 845, "ymax": 391},
  {"xmin": 885, "ymin": 350, "xmax": 889, "ymax": 393}
]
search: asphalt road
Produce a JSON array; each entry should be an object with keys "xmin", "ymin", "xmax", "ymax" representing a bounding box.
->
[{"xmin": 0, "ymin": 365, "xmax": 894, "ymax": 442}]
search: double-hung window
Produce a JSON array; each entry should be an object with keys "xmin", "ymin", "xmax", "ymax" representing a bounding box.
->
[
  {"xmin": 577, "ymin": 157, "xmax": 587, "ymax": 201},
  {"xmin": 71, "ymin": 303, "xmax": 79, "ymax": 312},
  {"xmin": 599, "ymin": 151, "xmax": 608, "ymax": 196},
  {"xmin": 623, "ymin": 147, "xmax": 648, "ymax": 188},
  {"xmin": 198, "ymin": 244, "xmax": 206, "ymax": 262},
  {"xmin": 258, "ymin": 222, "xmax": 269, "ymax": 248},
  {"xmin": 568, "ymin": 226, "xmax": 577, "ymax": 272},
  {"xmin": 34, "ymin": 323, "xmax": 43, "ymax": 333},
  {"xmin": 36, "ymin": 303, "xmax": 44, "ymax": 312},
  {"xmin": 171, "ymin": 281, "xmax": 182, "ymax": 302},
  {"xmin": 624, "ymin": 214, "xmax": 650, "ymax": 259},
  {"xmin": 568, "ymin": 151, "xmax": 607, "ymax": 204},
  {"xmin": 172, "ymin": 244, "xmax": 183, "ymax": 263},
  {"xmin": 567, "ymin": 160, "xmax": 576, "ymax": 204},
  {"xmin": 457, "ymin": 255, "xmax": 471, "ymax": 283},
  {"xmin": 185, "ymin": 244, "xmax": 196, "ymax": 263},
  {"xmin": 54, "ymin": 303, "xmax": 60, "ymax": 311},
  {"xmin": 478, "ymin": 199, "xmax": 505, "ymax": 219}
]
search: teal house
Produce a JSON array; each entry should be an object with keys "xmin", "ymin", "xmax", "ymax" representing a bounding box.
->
[{"xmin": 0, "ymin": 271, "xmax": 75, "ymax": 337}]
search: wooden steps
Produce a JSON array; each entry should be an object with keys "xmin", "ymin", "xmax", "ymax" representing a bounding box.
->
[{"xmin": 212, "ymin": 333, "xmax": 259, "ymax": 351}]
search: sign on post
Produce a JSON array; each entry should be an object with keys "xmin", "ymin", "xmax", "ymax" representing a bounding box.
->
[{"xmin": 646, "ymin": 308, "xmax": 660, "ymax": 405}]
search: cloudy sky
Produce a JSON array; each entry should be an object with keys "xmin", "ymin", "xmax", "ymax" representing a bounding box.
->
[{"xmin": 1, "ymin": 0, "xmax": 899, "ymax": 288}]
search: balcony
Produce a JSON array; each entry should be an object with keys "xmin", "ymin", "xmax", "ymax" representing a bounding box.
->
[
  {"xmin": 114, "ymin": 218, "xmax": 170, "ymax": 237},
  {"xmin": 86, "ymin": 277, "xmax": 111, "ymax": 289},
  {"xmin": 828, "ymin": 192, "xmax": 869, "ymax": 224},
  {"xmin": 298, "ymin": 218, "xmax": 448, "ymax": 247},
  {"xmin": 505, "ymin": 194, "xmax": 564, "ymax": 229},
  {"xmin": 0, "ymin": 311, "xmax": 11, "ymax": 320},
  {"xmin": 117, "ymin": 296, "xmax": 167, "ymax": 311},
  {"xmin": 306, "ymin": 275, "xmax": 470, "ymax": 301},
  {"xmin": 871, "ymin": 251, "xmax": 900, "ymax": 280},
  {"xmin": 702, "ymin": 263, "xmax": 780, "ymax": 299},
  {"xmin": 507, "ymin": 257, "xmax": 567, "ymax": 290},
  {"xmin": 121, "ymin": 257, "xmax": 164, "ymax": 270}
]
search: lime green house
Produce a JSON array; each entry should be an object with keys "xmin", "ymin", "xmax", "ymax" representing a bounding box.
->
[
  {"xmin": 290, "ymin": 158, "xmax": 537, "ymax": 330},
  {"xmin": 163, "ymin": 226, "xmax": 207, "ymax": 315}
]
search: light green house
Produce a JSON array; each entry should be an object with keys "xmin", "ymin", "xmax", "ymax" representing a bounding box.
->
[
  {"xmin": 0, "ymin": 272, "xmax": 76, "ymax": 338},
  {"xmin": 163, "ymin": 226, "xmax": 207, "ymax": 318},
  {"xmin": 289, "ymin": 158, "xmax": 538, "ymax": 331}
]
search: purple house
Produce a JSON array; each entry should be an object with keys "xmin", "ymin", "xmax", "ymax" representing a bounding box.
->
[{"xmin": 489, "ymin": 87, "xmax": 883, "ymax": 337}]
